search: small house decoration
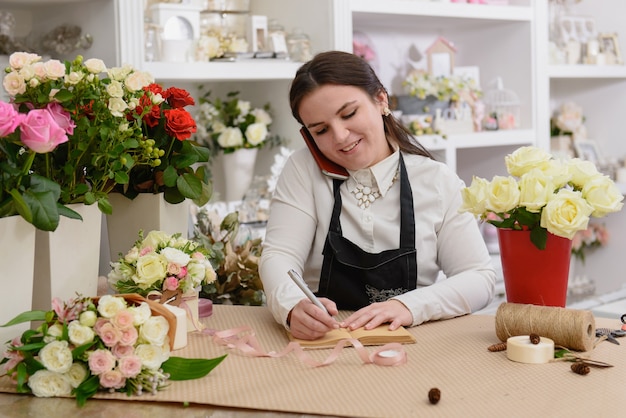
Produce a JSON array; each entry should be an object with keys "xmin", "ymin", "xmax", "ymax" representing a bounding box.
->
[
  {"xmin": 426, "ymin": 36, "xmax": 456, "ymax": 77},
  {"xmin": 150, "ymin": 2, "xmax": 203, "ymax": 62},
  {"xmin": 482, "ymin": 77, "xmax": 520, "ymax": 130}
]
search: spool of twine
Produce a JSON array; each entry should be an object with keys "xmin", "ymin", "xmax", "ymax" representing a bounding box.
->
[{"xmin": 495, "ymin": 303, "xmax": 596, "ymax": 352}]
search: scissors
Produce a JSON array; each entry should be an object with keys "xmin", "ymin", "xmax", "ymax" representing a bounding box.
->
[{"xmin": 596, "ymin": 328, "xmax": 626, "ymax": 345}]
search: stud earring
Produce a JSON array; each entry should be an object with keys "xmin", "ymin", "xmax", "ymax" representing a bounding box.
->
[{"xmin": 383, "ymin": 107, "xmax": 391, "ymax": 116}]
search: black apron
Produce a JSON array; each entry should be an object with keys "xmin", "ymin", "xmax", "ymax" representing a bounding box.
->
[{"xmin": 317, "ymin": 153, "xmax": 418, "ymax": 310}]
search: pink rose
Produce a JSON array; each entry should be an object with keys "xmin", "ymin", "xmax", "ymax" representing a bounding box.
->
[
  {"xmin": 99, "ymin": 369, "xmax": 126, "ymax": 389},
  {"xmin": 88, "ymin": 349, "xmax": 116, "ymax": 375},
  {"xmin": 0, "ymin": 101, "xmax": 22, "ymax": 136},
  {"xmin": 93, "ymin": 317, "xmax": 109, "ymax": 334},
  {"xmin": 118, "ymin": 355, "xmax": 142, "ymax": 378},
  {"xmin": 163, "ymin": 276, "xmax": 179, "ymax": 291},
  {"xmin": 97, "ymin": 322, "xmax": 122, "ymax": 347},
  {"xmin": 111, "ymin": 309, "xmax": 135, "ymax": 330},
  {"xmin": 177, "ymin": 266, "xmax": 188, "ymax": 278},
  {"xmin": 118, "ymin": 326, "xmax": 138, "ymax": 347},
  {"xmin": 46, "ymin": 102, "xmax": 75, "ymax": 135},
  {"xmin": 112, "ymin": 344, "xmax": 134, "ymax": 358},
  {"xmin": 19, "ymin": 108, "xmax": 68, "ymax": 153}
]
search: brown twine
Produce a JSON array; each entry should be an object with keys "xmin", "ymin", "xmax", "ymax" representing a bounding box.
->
[{"xmin": 495, "ymin": 303, "xmax": 595, "ymax": 352}]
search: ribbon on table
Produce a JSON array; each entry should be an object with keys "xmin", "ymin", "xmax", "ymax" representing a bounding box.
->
[{"xmin": 203, "ymin": 325, "xmax": 407, "ymax": 368}]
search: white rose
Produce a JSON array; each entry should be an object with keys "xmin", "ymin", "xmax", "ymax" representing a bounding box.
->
[
  {"xmin": 3, "ymin": 71, "xmax": 26, "ymax": 96},
  {"xmin": 245, "ymin": 122, "xmax": 268, "ymax": 146},
  {"xmin": 9, "ymin": 52, "xmax": 41, "ymax": 70},
  {"xmin": 540, "ymin": 189, "xmax": 593, "ymax": 239},
  {"xmin": 518, "ymin": 169, "xmax": 554, "ymax": 213},
  {"xmin": 134, "ymin": 344, "xmax": 166, "ymax": 370},
  {"xmin": 129, "ymin": 302, "xmax": 152, "ymax": 326},
  {"xmin": 18, "ymin": 65, "xmax": 36, "ymax": 81},
  {"xmin": 151, "ymin": 92, "xmax": 164, "ymax": 105},
  {"xmin": 185, "ymin": 262, "xmax": 207, "ymax": 289},
  {"xmin": 197, "ymin": 35, "xmax": 221, "ymax": 59},
  {"xmin": 97, "ymin": 295, "xmax": 128, "ymax": 319},
  {"xmin": 125, "ymin": 70, "xmax": 153, "ymax": 92},
  {"xmin": 459, "ymin": 176, "xmax": 489, "ymax": 216},
  {"xmin": 44, "ymin": 323, "xmax": 64, "ymax": 343},
  {"xmin": 134, "ymin": 253, "xmax": 168, "ymax": 289},
  {"xmin": 539, "ymin": 159, "xmax": 571, "ymax": 189},
  {"xmin": 142, "ymin": 231, "xmax": 172, "ymax": 251},
  {"xmin": 505, "ymin": 146, "xmax": 552, "ymax": 177},
  {"xmin": 108, "ymin": 97, "xmax": 129, "ymax": 117},
  {"xmin": 64, "ymin": 71, "xmax": 84, "ymax": 85},
  {"xmin": 108, "ymin": 65, "xmax": 132, "ymax": 81},
  {"xmin": 28, "ymin": 370, "xmax": 72, "ymax": 397},
  {"xmin": 486, "ymin": 176, "xmax": 520, "ymax": 214},
  {"xmin": 251, "ymin": 108, "xmax": 272, "ymax": 125},
  {"xmin": 211, "ymin": 120, "xmax": 226, "ymax": 133},
  {"xmin": 64, "ymin": 362, "xmax": 88, "ymax": 388},
  {"xmin": 237, "ymin": 100, "xmax": 251, "ymax": 116},
  {"xmin": 67, "ymin": 320, "xmax": 95, "ymax": 346},
  {"xmin": 228, "ymin": 38, "xmax": 249, "ymax": 53},
  {"xmin": 43, "ymin": 60, "xmax": 66, "ymax": 80},
  {"xmin": 106, "ymin": 80, "xmax": 125, "ymax": 98},
  {"xmin": 39, "ymin": 340, "xmax": 73, "ymax": 373},
  {"xmin": 568, "ymin": 158, "xmax": 600, "ymax": 189},
  {"xmin": 84, "ymin": 58, "xmax": 106, "ymax": 73},
  {"xmin": 160, "ymin": 247, "xmax": 191, "ymax": 266},
  {"xmin": 79, "ymin": 310, "xmax": 97, "ymax": 327},
  {"xmin": 581, "ymin": 175, "xmax": 624, "ymax": 217},
  {"xmin": 139, "ymin": 316, "xmax": 170, "ymax": 346},
  {"xmin": 217, "ymin": 127, "xmax": 244, "ymax": 148}
]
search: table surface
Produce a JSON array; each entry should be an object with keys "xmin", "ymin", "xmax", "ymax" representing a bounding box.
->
[{"xmin": 1, "ymin": 304, "xmax": 625, "ymax": 418}]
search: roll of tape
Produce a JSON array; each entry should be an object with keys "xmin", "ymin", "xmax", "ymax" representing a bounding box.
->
[{"xmin": 506, "ymin": 335, "xmax": 554, "ymax": 364}]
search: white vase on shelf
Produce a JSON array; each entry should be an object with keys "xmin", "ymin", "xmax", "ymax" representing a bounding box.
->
[
  {"xmin": 0, "ymin": 215, "xmax": 36, "ymax": 348},
  {"xmin": 106, "ymin": 193, "xmax": 191, "ymax": 263},
  {"xmin": 32, "ymin": 204, "xmax": 102, "ymax": 311},
  {"xmin": 221, "ymin": 148, "xmax": 258, "ymax": 202}
]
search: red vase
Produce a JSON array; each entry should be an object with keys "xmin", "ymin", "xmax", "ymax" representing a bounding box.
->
[{"xmin": 497, "ymin": 228, "xmax": 572, "ymax": 307}]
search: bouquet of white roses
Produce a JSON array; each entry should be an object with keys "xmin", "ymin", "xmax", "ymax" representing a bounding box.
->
[
  {"xmin": 403, "ymin": 70, "xmax": 482, "ymax": 102},
  {"xmin": 0, "ymin": 294, "xmax": 225, "ymax": 406},
  {"xmin": 108, "ymin": 230, "xmax": 217, "ymax": 297},
  {"xmin": 460, "ymin": 146, "xmax": 624, "ymax": 250}
]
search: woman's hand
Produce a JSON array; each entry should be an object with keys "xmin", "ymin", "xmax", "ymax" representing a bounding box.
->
[
  {"xmin": 288, "ymin": 298, "xmax": 339, "ymax": 340},
  {"xmin": 341, "ymin": 299, "xmax": 412, "ymax": 331}
]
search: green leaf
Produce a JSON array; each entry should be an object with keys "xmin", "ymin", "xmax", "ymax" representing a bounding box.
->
[
  {"xmin": 176, "ymin": 173, "xmax": 202, "ymax": 199},
  {"xmin": 161, "ymin": 355, "xmax": 227, "ymax": 381},
  {"xmin": 1, "ymin": 310, "xmax": 47, "ymax": 327},
  {"xmin": 162, "ymin": 165, "xmax": 178, "ymax": 188},
  {"xmin": 192, "ymin": 181, "xmax": 213, "ymax": 207},
  {"xmin": 57, "ymin": 203, "xmax": 83, "ymax": 221},
  {"xmin": 530, "ymin": 227, "xmax": 548, "ymax": 250},
  {"xmin": 73, "ymin": 375, "xmax": 100, "ymax": 407},
  {"xmin": 97, "ymin": 196, "xmax": 113, "ymax": 215}
]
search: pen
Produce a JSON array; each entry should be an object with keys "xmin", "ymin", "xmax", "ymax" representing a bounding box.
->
[{"xmin": 287, "ymin": 269, "xmax": 329, "ymax": 314}]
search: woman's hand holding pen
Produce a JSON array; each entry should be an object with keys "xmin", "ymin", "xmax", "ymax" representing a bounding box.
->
[{"xmin": 288, "ymin": 298, "xmax": 339, "ymax": 340}]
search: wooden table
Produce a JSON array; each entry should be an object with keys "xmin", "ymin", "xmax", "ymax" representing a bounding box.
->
[{"xmin": 1, "ymin": 305, "xmax": 625, "ymax": 418}]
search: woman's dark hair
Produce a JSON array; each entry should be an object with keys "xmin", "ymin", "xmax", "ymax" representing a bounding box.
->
[{"xmin": 289, "ymin": 50, "xmax": 433, "ymax": 159}]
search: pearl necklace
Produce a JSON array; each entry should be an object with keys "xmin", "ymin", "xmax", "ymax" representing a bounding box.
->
[{"xmin": 350, "ymin": 167, "xmax": 399, "ymax": 209}]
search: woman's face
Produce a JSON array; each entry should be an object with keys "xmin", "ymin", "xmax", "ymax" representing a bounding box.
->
[{"xmin": 298, "ymin": 84, "xmax": 391, "ymax": 171}]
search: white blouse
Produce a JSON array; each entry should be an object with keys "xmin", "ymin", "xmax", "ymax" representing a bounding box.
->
[{"xmin": 259, "ymin": 147, "xmax": 496, "ymax": 328}]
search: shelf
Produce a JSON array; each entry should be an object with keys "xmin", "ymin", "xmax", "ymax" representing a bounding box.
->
[
  {"xmin": 143, "ymin": 60, "xmax": 302, "ymax": 82},
  {"xmin": 447, "ymin": 129, "xmax": 535, "ymax": 149},
  {"xmin": 548, "ymin": 65, "xmax": 626, "ymax": 79}
]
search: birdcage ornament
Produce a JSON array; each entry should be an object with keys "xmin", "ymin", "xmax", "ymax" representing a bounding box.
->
[{"xmin": 482, "ymin": 77, "xmax": 520, "ymax": 130}]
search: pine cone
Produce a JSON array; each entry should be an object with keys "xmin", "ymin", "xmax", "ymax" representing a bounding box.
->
[
  {"xmin": 487, "ymin": 342, "xmax": 507, "ymax": 352},
  {"xmin": 428, "ymin": 387, "xmax": 441, "ymax": 405},
  {"xmin": 571, "ymin": 362, "xmax": 590, "ymax": 375}
]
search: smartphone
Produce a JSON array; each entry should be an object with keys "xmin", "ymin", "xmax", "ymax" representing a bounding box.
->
[{"xmin": 300, "ymin": 127, "xmax": 349, "ymax": 180}]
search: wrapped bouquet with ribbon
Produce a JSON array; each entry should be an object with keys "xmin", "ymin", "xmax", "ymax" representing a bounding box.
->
[
  {"xmin": 108, "ymin": 230, "xmax": 217, "ymax": 348},
  {"xmin": 0, "ymin": 294, "xmax": 225, "ymax": 405}
]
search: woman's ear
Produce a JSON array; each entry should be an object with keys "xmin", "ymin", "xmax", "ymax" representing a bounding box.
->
[{"xmin": 375, "ymin": 89, "xmax": 389, "ymax": 110}]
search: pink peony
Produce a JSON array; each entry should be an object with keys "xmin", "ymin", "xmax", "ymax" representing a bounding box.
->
[
  {"xmin": 0, "ymin": 101, "xmax": 22, "ymax": 136},
  {"xmin": 45, "ymin": 102, "xmax": 75, "ymax": 135},
  {"xmin": 88, "ymin": 349, "xmax": 116, "ymax": 375},
  {"xmin": 118, "ymin": 355, "xmax": 142, "ymax": 378},
  {"xmin": 19, "ymin": 108, "xmax": 68, "ymax": 153}
]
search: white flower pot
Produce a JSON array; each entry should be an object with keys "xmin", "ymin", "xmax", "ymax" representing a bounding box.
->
[
  {"xmin": 222, "ymin": 147, "xmax": 258, "ymax": 202},
  {"xmin": 106, "ymin": 193, "xmax": 191, "ymax": 263},
  {"xmin": 0, "ymin": 216, "xmax": 36, "ymax": 349},
  {"xmin": 32, "ymin": 204, "xmax": 102, "ymax": 311}
]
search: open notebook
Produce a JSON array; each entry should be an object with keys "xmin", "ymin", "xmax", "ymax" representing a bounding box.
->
[{"xmin": 289, "ymin": 324, "xmax": 416, "ymax": 349}]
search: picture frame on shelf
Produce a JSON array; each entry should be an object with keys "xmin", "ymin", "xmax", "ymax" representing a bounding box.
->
[
  {"xmin": 573, "ymin": 139, "xmax": 602, "ymax": 164},
  {"xmin": 599, "ymin": 32, "xmax": 622, "ymax": 64}
]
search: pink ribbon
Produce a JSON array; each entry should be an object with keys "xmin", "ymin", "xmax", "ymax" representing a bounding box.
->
[{"xmin": 203, "ymin": 325, "xmax": 408, "ymax": 367}]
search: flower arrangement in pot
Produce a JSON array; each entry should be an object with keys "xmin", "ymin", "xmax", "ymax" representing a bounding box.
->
[{"xmin": 459, "ymin": 146, "xmax": 623, "ymax": 249}]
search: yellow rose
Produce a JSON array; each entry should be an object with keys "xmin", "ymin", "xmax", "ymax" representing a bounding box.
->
[
  {"xmin": 141, "ymin": 230, "xmax": 172, "ymax": 250},
  {"xmin": 134, "ymin": 253, "xmax": 168, "ymax": 289},
  {"xmin": 540, "ymin": 159, "xmax": 571, "ymax": 189},
  {"xmin": 486, "ymin": 176, "xmax": 520, "ymax": 213},
  {"xmin": 568, "ymin": 158, "xmax": 600, "ymax": 188},
  {"xmin": 459, "ymin": 176, "xmax": 489, "ymax": 216},
  {"xmin": 505, "ymin": 146, "xmax": 552, "ymax": 177},
  {"xmin": 540, "ymin": 189, "xmax": 593, "ymax": 239},
  {"xmin": 518, "ymin": 169, "xmax": 554, "ymax": 213},
  {"xmin": 581, "ymin": 175, "xmax": 624, "ymax": 217}
]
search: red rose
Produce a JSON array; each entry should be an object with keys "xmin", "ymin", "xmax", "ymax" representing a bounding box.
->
[
  {"xmin": 164, "ymin": 108, "xmax": 197, "ymax": 141},
  {"xmin": 144, "ymin": 83, "xmax": 164, "ymax": 96},
  {"xmin": 164, "ymin": 87, "xmax": 194, "ymax": 109}
]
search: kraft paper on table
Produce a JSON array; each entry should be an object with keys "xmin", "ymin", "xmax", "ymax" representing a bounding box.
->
[{"xmin": 1, "ymin": 305, "xmax": 625, "ymax": 418}]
